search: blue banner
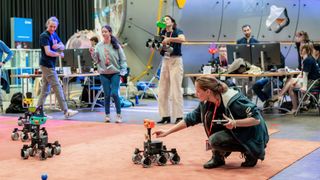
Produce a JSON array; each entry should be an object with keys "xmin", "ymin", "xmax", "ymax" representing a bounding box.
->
[{"xmin": 12, "ymin": 18, "xmax": 33, "ymax": 42}]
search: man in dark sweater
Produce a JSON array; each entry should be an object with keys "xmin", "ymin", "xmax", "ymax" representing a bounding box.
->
[{"xmin": 236, "ymin": 24, "xmax": 259, "ymax": 45}]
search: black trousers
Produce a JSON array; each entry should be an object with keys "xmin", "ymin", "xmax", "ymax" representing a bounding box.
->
[{"xmin": 209, "ymin": 130, "xmax": 246, "ymax": 153}]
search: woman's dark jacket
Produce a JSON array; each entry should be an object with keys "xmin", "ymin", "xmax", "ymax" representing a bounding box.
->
[{"xmin": 184, "ymin": 88, "xmax": 269, "ymax": 160}]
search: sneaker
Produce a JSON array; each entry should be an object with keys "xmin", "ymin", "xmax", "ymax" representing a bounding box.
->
[
  {"xmin": 105, "ymin": 114, "xmax": 111, "ymax": 123},
  {"xmin": 64, "ymin": 109, "xmax": 79, "ymax": 119},
  {"xmin": 115, "ymin": 114, "xmax": 122, "ymax": 123}
]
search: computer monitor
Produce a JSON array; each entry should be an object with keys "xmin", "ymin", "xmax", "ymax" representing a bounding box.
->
[
  {"xmin": 226, "ymin": 44, "xmax": 252, "ymax": 64},
  {"xmin": 62, "ymin": 49, "xmax": 75, "ymax": 67},
  {"xmin": 73, "ymin": 48, "xmax": 94, "ymax": 73},
  {"xmin": 251, "ymin": 43, "xmax": 281, "ymax": 71}
]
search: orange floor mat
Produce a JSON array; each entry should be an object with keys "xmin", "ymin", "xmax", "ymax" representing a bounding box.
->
[{"xmin": 0, "ymin": 116, "xmax": 319, "ymax": 180}]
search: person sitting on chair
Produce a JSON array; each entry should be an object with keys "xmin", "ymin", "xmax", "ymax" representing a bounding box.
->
[
  {"xmin": 153, "ymin": 76, "xmax": 269, "ymax": 169},
  {"xmin": 295, "ymin": 31, "xmax": 311, "ymax": 70},
  {"xmin": 271, "ymin": 43, "xmax": 320, "ymax": 114},
  {"xmin": 312, "ymin": 44, "xmax": 320, "ymax": 69}
]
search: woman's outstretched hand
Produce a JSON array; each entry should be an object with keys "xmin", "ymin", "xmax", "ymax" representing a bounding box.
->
[{"xmin": 152, "ymin": 130, "xmax": 168, "ymax": 138}]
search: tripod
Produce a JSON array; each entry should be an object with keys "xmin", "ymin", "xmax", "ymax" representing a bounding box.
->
[{"xmin": 140, "ymin": 63, "xmax": 161, "ymax": 101}]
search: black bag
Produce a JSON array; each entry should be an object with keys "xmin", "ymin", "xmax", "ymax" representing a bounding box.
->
[
  {"xmin": 279, "ymin": 101, "xmax": 292, "ymax": 113},
  {"xmin": 10, "ymin": 92, "xmax": 23, "ymax": 104},
  {"xmin": 80, "ymin": 85, "xmax": 100, "ymax": 103},
  {"xmin": 6, "ymin": 92, "xmax": 26, "ymax": 113}
]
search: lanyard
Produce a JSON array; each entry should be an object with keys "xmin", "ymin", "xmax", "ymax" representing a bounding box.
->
[
  {"xmin": 166, "ymin": 31, "xmax": 173, "ymax": 46},
  {"xmin": 205, "ymin": 104, "xmax": 218, "ymax": 135}
]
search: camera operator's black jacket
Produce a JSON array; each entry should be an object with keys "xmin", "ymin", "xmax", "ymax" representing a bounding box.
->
[{"xmin": 184, "ymin": 88, "xmax": 269, "ymax": 160}]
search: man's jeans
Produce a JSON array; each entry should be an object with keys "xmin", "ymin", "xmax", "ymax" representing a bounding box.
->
[{"xmin": 252, "ymin": 78, "xmax": 283, "ymax": 102}]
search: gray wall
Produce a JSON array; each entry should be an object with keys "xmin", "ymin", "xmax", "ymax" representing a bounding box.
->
[{"xmin": 121, "ymin": 0, "xmax": 320, "ymax": 80}]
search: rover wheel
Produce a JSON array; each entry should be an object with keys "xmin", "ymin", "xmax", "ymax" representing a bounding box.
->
[
  {"xmin": 11, "ymin": 132, "xmax": 19, "ymax": 141},
  {"xmin": 18, "ymin": 120, "xmax": 23, "ymax": 126},
  {"xmin": 39, "ymin": 130, "xmax": 45, "ymax": 137},
  {"xmin": 54, "ymin": 146, "xmax": 61, "ymax": 155},
  {"xmin": 28, "ymin": 147, "xmax": 36, "ymax": 157},
  {"xmin": 141, "ymin": 157, "xmax": 152, "ymax": 168},
  {"xmin": 30, "ymin": 132, "xmax": 35, "ymax": 139},
  {"xmin": 39, "ymin": 150, "xmax": 48, "ymax": 160},
  {"xmin": 21, "ymin": 132, "xmax": 29, "ymax": 142},
  {"xmin": 132, "ymin": 153, "xmax": 143, "ymax": 164},
  {"xmin": 47, "ymin": 148, "xmax": 54, "ymax": 158},
  {"xmin": 21, "ymin": 149, "xmax": 29, "ymax": 159},
  {"xmin": 170, "ymin": 153, "xmax": 180, "ymax": 165},
  {"xmin": 156, "ymin": 154, "xmax": 167, "ymax": 166}
]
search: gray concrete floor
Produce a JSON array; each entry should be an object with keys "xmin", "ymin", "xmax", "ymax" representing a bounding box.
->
[{"xmin": 1, "ymin": 86, "xmax": 320, "ymax": 179}]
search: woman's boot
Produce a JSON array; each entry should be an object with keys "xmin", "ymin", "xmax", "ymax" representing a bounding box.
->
[{"xmin": 203, "ymin": 151, "xmax": 225, "ymax": 169}]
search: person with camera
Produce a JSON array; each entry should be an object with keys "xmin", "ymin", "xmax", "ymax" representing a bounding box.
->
[
  {"xmin": 37, "ymin": 16, "xmax": 79, "ymax": 119},
  {"xmin": 157, "ymin": 15, "xmax": 186, "ymax": 124},
  {"xmin": 153, "ymin": 76, "xmax": 269, "ymax": 169},
  {"xmin": 90, "ymin": 25, "xmax": 127, "ymax": 123}
]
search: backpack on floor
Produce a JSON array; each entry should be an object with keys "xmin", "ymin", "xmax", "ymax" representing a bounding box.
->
[
  {"xmin": 120, "ymin": 96, "xmax": 134, "ymax": 108},
  {"xmin": 5, "ymin": 92, "xmax": 27, "ymax": 113},
  {"xmin": 279, "ymin": 101, "xmax": 292, "ymax": 113}
]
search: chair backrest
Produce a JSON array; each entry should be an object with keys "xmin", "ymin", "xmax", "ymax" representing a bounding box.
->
[{"xmin": 308, "ymin": 79, "xmax": 320, "ymax": 92}]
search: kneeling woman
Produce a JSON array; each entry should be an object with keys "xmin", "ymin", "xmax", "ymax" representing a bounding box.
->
[{"xmin": 153, "ymin": 76, "xmax": 269, "ymax": 169}]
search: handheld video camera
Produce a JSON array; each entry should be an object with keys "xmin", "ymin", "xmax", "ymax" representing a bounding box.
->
[
  {"xmin": 145, "ymin": 17, "xmax": 173, "ymax": 55},
  {"xmin": 145, "ymin": 35, "xmax": 173, "ymax": 54}
]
